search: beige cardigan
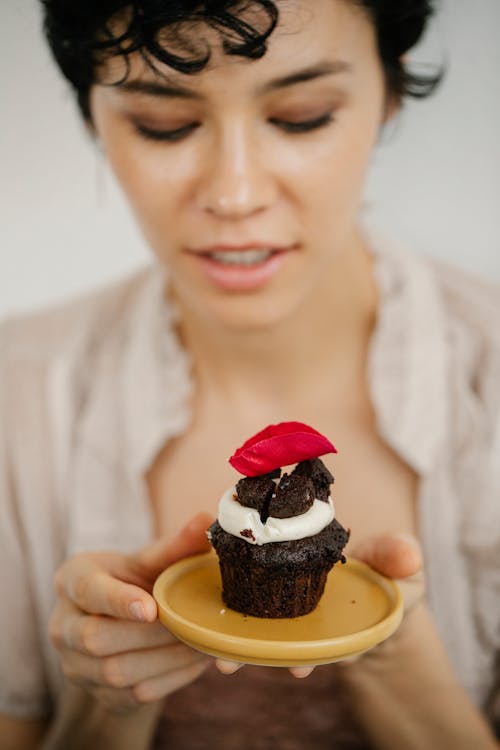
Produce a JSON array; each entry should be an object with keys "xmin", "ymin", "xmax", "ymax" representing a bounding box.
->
[{"xmin": 1, "ymin": 239, "xmax": 499, "ymax": 735}]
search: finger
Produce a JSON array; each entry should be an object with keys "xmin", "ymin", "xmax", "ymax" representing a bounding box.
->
[
  {"xmin": 104, "ymin": 643, "xmax": 208, "ymax": 688},
  {"xmin": 55, "ymin": 610, "xmax": 177, "ymax": 656},
  {"xmin": 133, "ymin": 513, "xmax": 215, "ymax": 582},
  {"xmin": 215, "ymin": 659, "xmax": 244, "ymax": 675},
  {"xmin": 134, "ymin": 658, "xmax": 211, "ymax": 704},
  {"xmin": 56, "ymin": 557, "xmax": 157, "ymax": 622},
  {"xmin": 289, "ymin": 666, "xmax": 315, "ymax": 679},
  {"xmin": 61, "ymin": 642, "xmax": 208, "ymax": 689},
  {"xmin": 350, "ymin": 533, "xmax": 423, "ymax": 579},
  {"xmin": 91, "ymin": 685, "xmax": 143, "ymax": 713}
]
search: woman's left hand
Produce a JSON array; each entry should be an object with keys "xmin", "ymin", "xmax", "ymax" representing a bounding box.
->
[
  {"xmin": 333, "ymin": 537, "xmax": 499, "ymax": 749},
  {"xmin": 215, "ymin": 532, "xmax": 424, "ymax": 678}
]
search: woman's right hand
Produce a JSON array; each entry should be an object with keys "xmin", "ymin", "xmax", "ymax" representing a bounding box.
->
[{"xmin": 49, "ymin": 513, "xmax": 214, "ymax": 713}]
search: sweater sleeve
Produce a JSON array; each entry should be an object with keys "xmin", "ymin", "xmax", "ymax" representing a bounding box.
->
[{"xmin": 0, "ymin": 323, "xmax": 51, "ymax": 718}]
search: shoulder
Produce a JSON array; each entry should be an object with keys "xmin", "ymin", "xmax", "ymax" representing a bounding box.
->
[
  {"xmin": 375, "ymin": 240, "xmax": 500, "ymax": 458},
  {"xmin": 0, "ymin": 266, "xmax": 157, "ymax": 366},
  {"xmin": 0, "ymin": 266, "xmax": 165, "ymax": 468},
  {"xmin": 428, "ymin": 257, "xmax": 500, "ymax": 413},
  {"xmin": 429, "ymin": 256, "xmax": 500, "ymax": 344},
  {"xmin": 385, "ymin": 242, "xmax": 500, "ymax": 392}
]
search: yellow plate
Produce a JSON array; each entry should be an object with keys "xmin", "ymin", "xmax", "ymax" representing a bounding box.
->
[{"xmin": 153, "ymin": 551, "xmax": 403, "ymax": 667}]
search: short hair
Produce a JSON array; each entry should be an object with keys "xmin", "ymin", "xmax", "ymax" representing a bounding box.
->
[{"xmin": 40, "ymin": 0, "xmax": 442, "ymax": 121}]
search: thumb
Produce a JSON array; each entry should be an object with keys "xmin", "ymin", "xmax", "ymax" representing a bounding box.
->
[
  {"xmin": 350, "ymin": 532, "xmax": 425, "ymax": 615},
  {"xmin": 350, "ymin": 532, "xmax": 423, "ymax": 579},
  {"xmin": 132, "ymin": 512, "xmax": 215, "ymax": 585}
]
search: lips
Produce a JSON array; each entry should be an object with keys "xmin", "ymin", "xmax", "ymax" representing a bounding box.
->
[{"xmin": 187, "ymin": 244, "xmax": 297, "ymax": 291}]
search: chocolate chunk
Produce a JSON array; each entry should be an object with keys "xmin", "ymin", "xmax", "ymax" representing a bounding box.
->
[
  {"xmin": 235, "ymin": 475, "xmax": 277, "ymax": 520},
  {"xmin": 240, "ymin": 528, "xmax": 256, "ymax": 542},
  {"xmin": 267, "ymin": 473, "xmax": 315, "ymax": 519},
  {"xmin": 293, "ymin": 458, "xmax": 333, "ymax": 501}
]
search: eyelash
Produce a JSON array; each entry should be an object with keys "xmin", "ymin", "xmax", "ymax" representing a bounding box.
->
[
  {"xmin": 135, "ymin": 122, "xmax": 199, "ymax": 142},
  {"xmin": 270, "ymin": 112, "xmax": 334, "ymax": 133},
  {"xmin": 134, "ymin": 113, "xmax": 334, "ymax": 142}
]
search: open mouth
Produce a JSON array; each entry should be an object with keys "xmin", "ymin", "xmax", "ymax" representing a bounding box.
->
[
  {"xmin": 203, "ymin": 248, "xmax": 278, "ymax": 266},
  {"xmin": 187, "ymin": 245, "xmax": 296, "ymax": 291}
]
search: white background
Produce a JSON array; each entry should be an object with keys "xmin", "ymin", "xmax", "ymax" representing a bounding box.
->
[{"xmin": 1, "ymin": 0, "xmax": 499, "ymax": 319}]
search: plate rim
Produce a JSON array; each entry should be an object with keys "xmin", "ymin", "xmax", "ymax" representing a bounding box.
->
[{"xmin": 153, "ymin": 551, "xmax": 403, "ymax": 665}]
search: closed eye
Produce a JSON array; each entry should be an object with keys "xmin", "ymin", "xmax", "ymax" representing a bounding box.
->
[
  {"xmin": 269, "ymin": 112, "xmax": 334, "ymax": 133},
  {"xmin": 134, "ymin": 122, "xmax": 200, "ymax": 142},
  {"xmin": 133, "ymin": 111, "xmax": 334, "ymax": 142}
]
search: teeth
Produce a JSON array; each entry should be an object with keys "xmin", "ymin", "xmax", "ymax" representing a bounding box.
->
[{"xmin": 209, "ymin": 249, "xmax": 274, "ymax": 265}]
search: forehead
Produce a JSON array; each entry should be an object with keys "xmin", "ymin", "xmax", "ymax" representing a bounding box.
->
[{"xmin": 100, "ymin": 0, "xmax": 376, "ymax": 96}]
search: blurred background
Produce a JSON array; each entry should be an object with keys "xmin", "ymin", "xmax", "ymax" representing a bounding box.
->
[{"xmin": 1, "ymin": 0, "xmax": 499, "ymax": 318}]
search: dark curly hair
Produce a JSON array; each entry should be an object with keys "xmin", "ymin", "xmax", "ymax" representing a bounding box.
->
[{"xmin": 39, "ymin": 0, "xmax": 442, "ymax": 122}]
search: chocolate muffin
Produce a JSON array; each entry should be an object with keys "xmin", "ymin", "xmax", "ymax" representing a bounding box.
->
[{"xmin": 208, "ymin": 458, "xmax": 349, "ymax": 618}]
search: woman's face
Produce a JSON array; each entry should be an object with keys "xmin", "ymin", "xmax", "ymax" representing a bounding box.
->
[{"xmin": 91, "ymin": 0, "xmax": 390, "ymax": 329}]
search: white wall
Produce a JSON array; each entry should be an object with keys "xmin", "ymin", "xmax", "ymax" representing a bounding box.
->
[{"xmin": 1, "ymin": 0, "xmax": 499, "ymax": 319}]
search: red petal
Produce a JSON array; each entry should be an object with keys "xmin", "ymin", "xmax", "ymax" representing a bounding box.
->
[{"xmin": 229, "ymin": 421, "xmax": 337, "ymax": 476}]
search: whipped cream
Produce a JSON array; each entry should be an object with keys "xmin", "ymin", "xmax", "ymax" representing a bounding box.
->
[{"xmin": 217, "ymin": 485, "xmax": 335, "ymax": 546}]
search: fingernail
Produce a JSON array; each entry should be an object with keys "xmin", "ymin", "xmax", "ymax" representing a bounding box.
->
[
  {"xmin": 129, "ymin": 601, "xmax": 147, "ymax": 621},
  {"xmin": 292, "ymin": 666, "xmax": 314, "ymax": 679},
  {"xmin": 215, "ymin": 659, "xmax": 242, "ymax": 675}
]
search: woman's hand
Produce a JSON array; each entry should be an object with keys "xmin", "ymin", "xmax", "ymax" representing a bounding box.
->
[
  {"xmin": 49, "ymin": 513, "xmax": 214, "ymax": 713},
  {"xmin": 349, "ymin": 531, "xmax": 424, "ymax": 609},
  {"xmin": 337, "ymin": 537, "xmax": 498, "ymax": 749},
  {"xmin": 332, "ymin": 532, "xmax": 425, "ymax": 673},
  {"xmin": 216, "ymin": 531, "xmax": 424, "ymax": 678}
]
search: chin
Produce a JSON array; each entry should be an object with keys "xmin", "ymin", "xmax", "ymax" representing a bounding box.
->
[
  {"xmin": 211, "ymin": 297, "xmax": 293, "ymax": 332},
  {"xmin": 185, "ymin": 286, "xmax": 305, "ymax": 334}
]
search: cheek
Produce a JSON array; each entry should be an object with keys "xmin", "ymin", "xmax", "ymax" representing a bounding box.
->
[
  {"xmin": 282, "ymin": 127, "xmax": 377, "ymax": 231},
  {"xmin": 101, "ymin": 125, "xmax": 194, "ymax": 223},
  {"xmin": 102, "ymin": 134, "xmax": 205, "ymax": 259}
]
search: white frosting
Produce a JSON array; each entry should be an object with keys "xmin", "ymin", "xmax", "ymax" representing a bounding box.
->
[{"xmin": 217, "ymin": 485, "xmax": 335, "ymax": 546}]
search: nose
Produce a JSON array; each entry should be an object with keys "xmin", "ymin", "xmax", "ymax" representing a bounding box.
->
[{"xmin": 196, "ymin": 122, "xmax": 277, "ymax": 219}]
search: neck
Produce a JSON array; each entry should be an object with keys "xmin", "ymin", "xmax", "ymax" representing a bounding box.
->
[{"xmin": 172, "ymin": 231, "xmax": 378, "ymax": 415}]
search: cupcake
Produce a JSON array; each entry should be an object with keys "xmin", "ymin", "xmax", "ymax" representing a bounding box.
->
[{"xmin": 208, "ymin": 422, "xmax": 350, "ymax": 618}]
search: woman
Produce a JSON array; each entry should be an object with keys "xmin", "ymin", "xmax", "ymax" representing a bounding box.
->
[{"xmin": 1, "ymin": 1, "xmax": 499, "ymax": 748}]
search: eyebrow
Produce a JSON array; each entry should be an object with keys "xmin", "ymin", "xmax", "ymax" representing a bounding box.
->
[
  {"xmin": 119, "ymin": 79, "xmax": 203, "ymax": 100},
  {"xmin": 260, "ymin": 61, "xmax": 352, "ymax": 93},
  {"xmin": 118, "ymin": 60, "xmax": 352, "ymax": 100}
]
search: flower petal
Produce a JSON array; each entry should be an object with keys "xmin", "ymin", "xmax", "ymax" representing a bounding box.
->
[{"xmin": 229, "ymin": 422, "xmax": 337, "ymax": 476}]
